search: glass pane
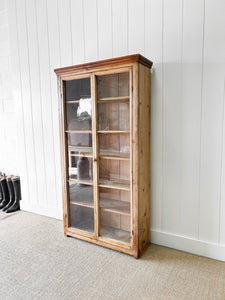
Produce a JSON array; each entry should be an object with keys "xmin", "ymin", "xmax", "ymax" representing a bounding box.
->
[
  {"xmin": 67, "ymin": 132, "xmax": 92, "ymax": 151},
  {"xmin": 69, "ymin": 182, "xmax": 93, "ymax": 207},
  {"xmin": 66, "ymin": 99, "xmax": 92, "ymax": 131},
  {"xmin": 98, "ymin": 102, "xmax": 130, "ymax": 131},
  {"xmin": 99, "ymin": 158, "xmax": 130, "ymax": 189},
  {"xmin": 69, "ymin": 172, "xmax": 94, "ymax": 234},
  {"xmin": 99, "ymin": 187, "xmax": 130, "ymax": 215},
  {"xmin": 64, "ymin": 78, "xmax": 92, "ymax": 131},
  {"xmin": 100, "ymin": 210, "xmax": 131, "ymax": 244},
  {"xmin": 65, "ymin": 78, "xmax": 91, "ymax": 101},
  {"xmin": 99, "ymin": 133, "xmax": 130, "ymax": 158},
  {"xmin": 67, "ymin": 133, "xmax": 93, "ymax": 182},
  {"xmin": 68, "ymin": 156, "xmax": 93, "ymax": 182},
  {"xmin": 70, "ymin": 205, "xmax": 94, "ymax": 233},
  {"xmin": 97, "ymin": 72, "xmax": 129, "ymax": 98}
]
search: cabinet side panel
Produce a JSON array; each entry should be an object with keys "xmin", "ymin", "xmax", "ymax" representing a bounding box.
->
[
  {"xmin": 58, "ymin": 77, "xmax": 69, "ymax": 234},
  {"xmin": 138, "ymin": 64, "xmax": 151, "ymax": 256},
  {"xmin": 132, "ymin": 63, "xmax": 139, "ymax": 258}
]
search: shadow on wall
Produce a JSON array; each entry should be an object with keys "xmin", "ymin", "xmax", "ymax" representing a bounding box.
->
[{"xmin": 150, "ymin": 60, "xmax": 225, "ymax": 239}]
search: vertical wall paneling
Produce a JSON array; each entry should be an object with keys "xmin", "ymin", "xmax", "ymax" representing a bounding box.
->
[
  {"xmin": 25, "ymin": 0, "xmax": 47, "ymax": 208},
  {"xmin": 128, "ymin": 0, "xmax": 145, "ymax": 54},
  {"xmin": 36, "ymin": 0, "xmax": 57, "ymax": 209},
  {"xmin": 162, "ymin": 0, "xmax": 183, "ymax": 234},
  {"xmin": 97, "ymin": 0, "xmax": 113, "ymax": 60},
  {"xmin": 58, "ymin": 0, "xmax": 72, "ymax": 67},
  {"xmin": 83, "ymin": 0, "xmax": 98, "ymax": 62},
  {"xmin": 0, "ymin": 1, "xmax": 18, "ymax": 174},
  {"xmin": 220, "ymin": 76, "xmax": 225, "ymax": 244},
  {"xmin": 6, "ymin": 0, "xmax": 225, "ymax": 260},
  {"xmin": 217, "ymin": 0, "xmax": 225, "ymax": 245},
  {"xmin": 7, "ymin": 0, "xmax": 29, "ymax": 204},
  {"xmin": 179, "ymin": 0, "xmax": 204, "ymax": 238},
  {"xmin": 46, "ymin": 0, "xmax": 63, "ymax": 215},
  {"xmin": 199, "ymin": 0, "xmax": 225, "ymax": 242},
  {"xmin": 70, "ymin": 0, "xmax": 85, "ymax": 65},
  {"xmin": 15, "ymin": 0, "xmax": 38, "ymax": 206},
  {"xmin": 146, "ymin": 0, "xmax": 163, "ymax": 230},
  {"xmin": 111, "ymin": 0, "xmax": 128, "ymax": 57},
  {"xmin": 0, "ymin": 0, "xmax": 17, "ymax": 174}
]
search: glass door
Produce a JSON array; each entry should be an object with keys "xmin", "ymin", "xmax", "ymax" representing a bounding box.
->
[
  {"xmin": 64, "ymin": 77, "xmax": 94, "ymax": 234},
  {"xmin": 96, "ymin": 70, "xmax": 132, "ymax": 245}
]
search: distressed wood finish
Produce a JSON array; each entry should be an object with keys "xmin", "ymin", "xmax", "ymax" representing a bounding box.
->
[
  {"xmin": 58, "ymin": 77, "xmax": 69, "ymax": 234},
  {"xmin": 138, "ymin": 64, "xmax": 151, "ymax": 256},
  {"xmin": 55, "ymin": 54, "xmax": 152, "ymax": 258},
  {"xmin": 55, "ymin": 54, "xmax": 152, "ymax": 75}
]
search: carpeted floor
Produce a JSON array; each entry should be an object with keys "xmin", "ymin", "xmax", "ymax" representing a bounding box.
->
[
  {"xmin": 0, "ymin": 211, "xmax": 16, "ymax": 220},
  {"xmin": 0, "ymin": 212, "xmax": 225, "ymax": 300}
]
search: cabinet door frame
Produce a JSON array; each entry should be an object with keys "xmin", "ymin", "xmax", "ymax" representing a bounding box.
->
[
  {"xmin": 94, "ymin": 66, "xmax": 134, "ymax": 249},
  {"xmin": 59, "ymin": 66, "xmax": 135, "ymax": 249},
  {"xmin": 59, "ymin": 73, "xmax": 95, "ymax": 239}
]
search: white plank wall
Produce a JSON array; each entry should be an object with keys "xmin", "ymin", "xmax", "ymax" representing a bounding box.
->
[
  {"xmin": 179, "ymin": 0, "xmax": 204, "ymax": 239},
  {"xmin": 0, "ymin": 0, "xmax": 18, "ymax": 175},
  {"xmin": 5, "ymin": 0, "xmax": 225, "ymax": 260},
  {"xmin": 163, "ymin": 0, "xmax": 183, "ymax": 234}
]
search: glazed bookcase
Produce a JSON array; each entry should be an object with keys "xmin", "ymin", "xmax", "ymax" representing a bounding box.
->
[{"xmin": 54, "ymin": 54, "xmax": 152, "ymax": 258}]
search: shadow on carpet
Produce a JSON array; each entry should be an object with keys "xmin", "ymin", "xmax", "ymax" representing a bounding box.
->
[{"xmin": 0, "ymin": 210, "xmax": 16, "ymax": 220}]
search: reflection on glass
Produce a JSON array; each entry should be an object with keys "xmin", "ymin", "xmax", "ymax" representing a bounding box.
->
[
  {"xmin": 68, "ymin": 156, "xmax": 93, "ymax": 182},
  {"xmin": 69, "ymin": 183, "xmax": 94, "ymax": 233},
  {"xmin": 99, "ymin": 133, "xmax": 130, "ymax": 157},
  {"xmin": 66, "ymin": 98, "xmax": 92, "ymax": 131},
  {"xmin": 67, "ymin": 133, "xmax": 92, "ymax": 149},
  {"xmin": 70, "ymin": 204, "xmax": 94, "ymax": 233},
  {"xmin": 97, "ymin": 72, "xmax": 129, "ymax": 99},
  {"xmin": 65, "ymin": 78, "xmax": 91, "ymax": 101},
  {"xmin": 64, "ymin": 78, "xmax": 91, "ymax": 131},
  {"xmin": 69, "ymin": 182, "xmax": 93, "ymax": 206},
  {"xmin": 67, "ymin": 133, "xmax": 93, "ymax": 182},
  {"xmin": 98, "ymin": 102, "xmax": 129, "ymax": 131}
]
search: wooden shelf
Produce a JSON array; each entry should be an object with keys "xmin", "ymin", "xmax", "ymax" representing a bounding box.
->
[
  {"xmin": 99, "ymin": 155, "xmax": 129, "ymax": 161},
  {"xmin": 100, "ymin": 150, "xmax": 129, "ymax": 158},
  {"xmin": 68, "ymin": 146, "xmax": 92, "ymax": 153},
  {"xmin": 71, "ymin": 150, "xmax": 130, "ymax": 160},
  {"xmin": 98, "ymin": 96, "xmax": 129, "ymax": 103},
  {"xmin": 68, "ymin": 179, "xmax": 93, "ymax": 186},
  {"xmin": 66, "ymin": 98, "xmax": 91, "ymax": 104},
  {"xmin": 99, "ymin": 179, "xmax": 130, "ymax": 191},
  {"xmin": 100, "ymin": 198, "xmax": 130, "ymax": 215},
  {"xmin": 71, "ymin": 199, "xmax": 94, "ymax": 209},
  {"xmin": 100, "ymin": 226, "xmax": 131, "ymax": 245},
  {"xmin": 71, "ymin": 197, "xmax": 130, "ymax": 216},
  {"xmin": 66, "ymin": 100, "xmax": 80, "ymax": 103},
  {"xmin": 97, "ymin": 130, "xmax": 130, "ymax": 134},
  {"xmin": 66, "ymin": 130, "xmax": 92, "ymax": 133},
  {"xmin": 70, "ymin": 154, "xmax": 93, "ymax": 158}
]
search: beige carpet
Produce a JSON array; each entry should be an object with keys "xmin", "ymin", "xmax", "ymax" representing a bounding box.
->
[
  {"xmin": 0, "ymin": 210, "xmax": 17, "ymax": 220},
  {"xmin": 0, "ymin": 212, "xmax": 225, "ymax": 300}
]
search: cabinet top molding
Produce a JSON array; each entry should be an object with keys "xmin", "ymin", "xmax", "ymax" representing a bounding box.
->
[{"xmin": 54, "ymin": 54, "xmax": 153, "ymax": 75}]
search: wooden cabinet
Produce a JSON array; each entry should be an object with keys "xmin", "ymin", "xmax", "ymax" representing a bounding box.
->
[{"xmin": 54, "ymin": 54, "xmax": 153, "ymax": 258}]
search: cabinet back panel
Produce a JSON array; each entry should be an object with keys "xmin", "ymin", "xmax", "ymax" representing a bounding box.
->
[{"xmin": 97, "ymin": 72, "xmax": 129, "ymax": 98}]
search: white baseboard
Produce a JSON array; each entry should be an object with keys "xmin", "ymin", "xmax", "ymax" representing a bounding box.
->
[
  {"xmin": 20, "ymin": 202, "xmax": 63, "ymax": 220},
  {"xmin": 151, "ymin": 229, "xmax": 225, "ymax": 262},
  {"xmin": 18, "ymin": 204, "xmax": 225, "ymax": 262}
]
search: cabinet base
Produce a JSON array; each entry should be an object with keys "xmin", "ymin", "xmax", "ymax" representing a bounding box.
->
[{"xmin": 66, "ymin": 229, "xmax": 137, "ymax": 257}]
